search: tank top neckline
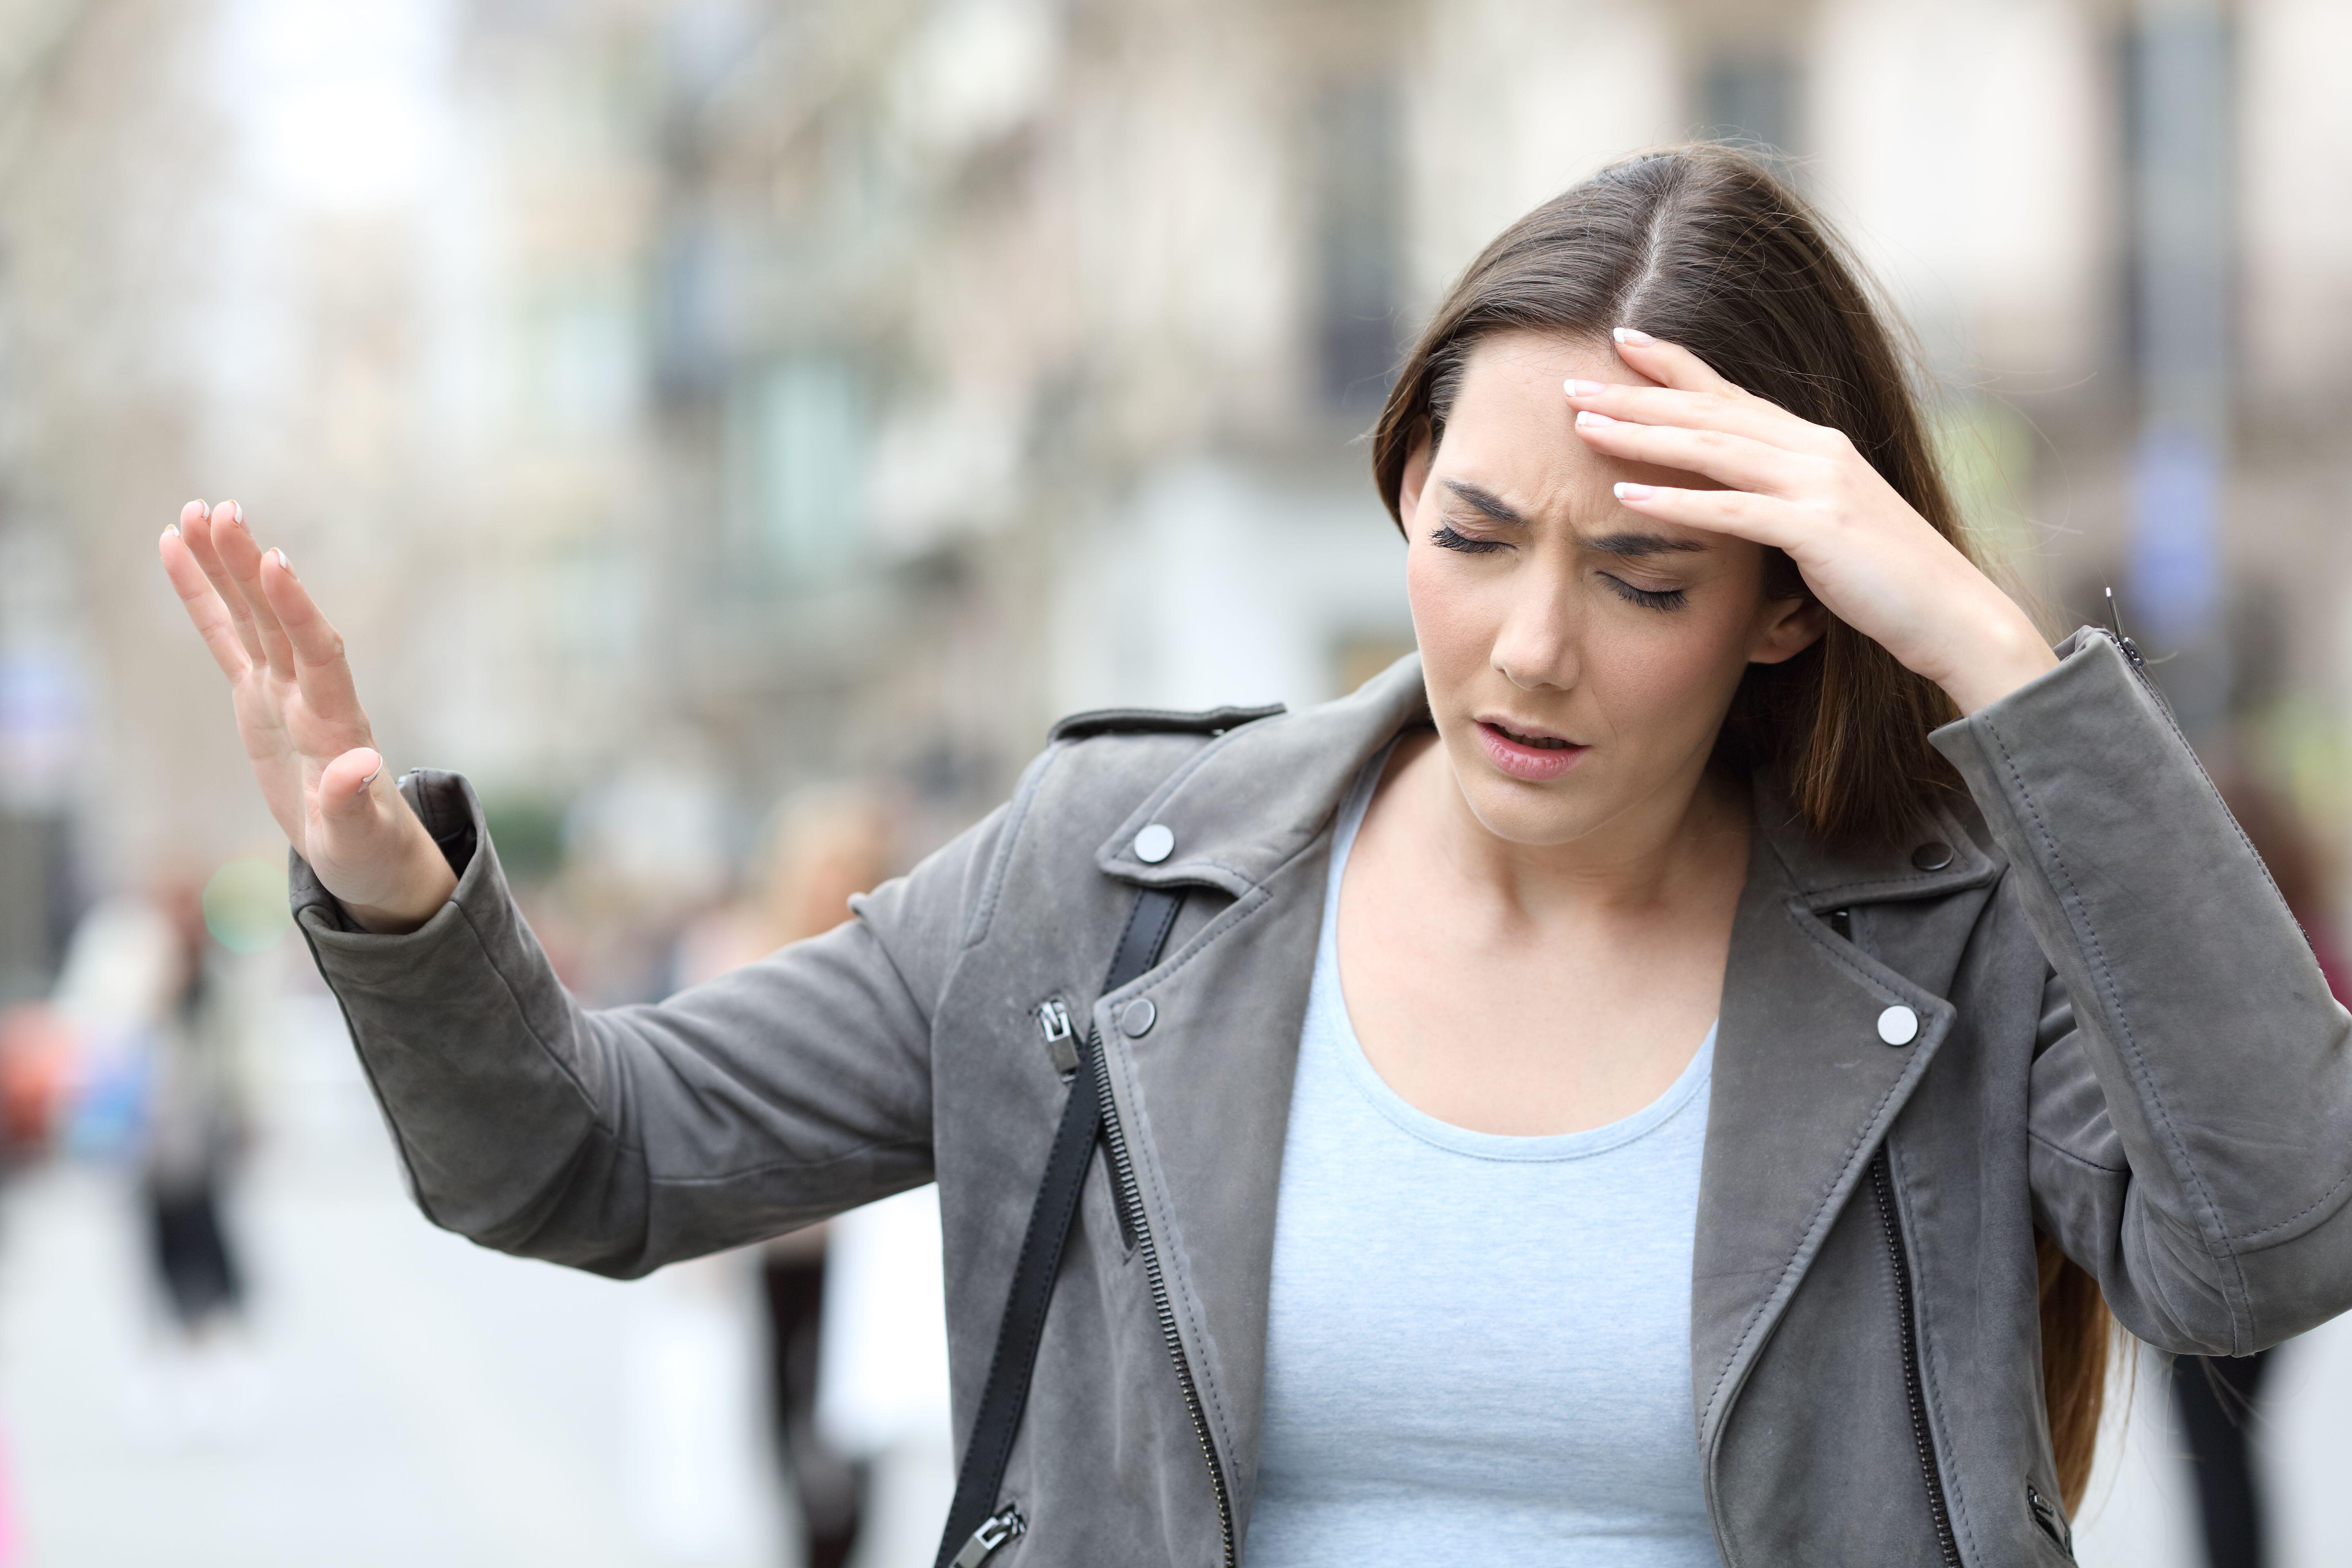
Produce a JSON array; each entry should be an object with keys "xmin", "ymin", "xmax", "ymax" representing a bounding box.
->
[{"xmin": 1318, "ymin": 739, "xmax": 1718, "ymax": 1163}]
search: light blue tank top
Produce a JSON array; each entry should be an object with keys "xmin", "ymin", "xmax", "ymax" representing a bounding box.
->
[{"xmin": 1245, "ymin": 752, "xmax": 1723, "ymax": 1567}]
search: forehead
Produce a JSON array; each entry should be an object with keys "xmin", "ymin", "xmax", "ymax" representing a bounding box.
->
[{"xmin": 1434, "ymin": 329, "xmax": 1719, "ymax": 539}]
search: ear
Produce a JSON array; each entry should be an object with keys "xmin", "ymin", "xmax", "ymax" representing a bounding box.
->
[
  {"xmin": 1749, "ymin": 594, "xmax": 1829, "ymax": 666},
  {"xmin": 1397, "ymin": 427, "xmax": 1432, "ymax": 524}
]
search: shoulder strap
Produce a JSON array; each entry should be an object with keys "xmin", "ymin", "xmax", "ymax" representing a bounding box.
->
[{"xmin": 934, "ymin": 886, "xmax": 1185, "ymax": 1568}]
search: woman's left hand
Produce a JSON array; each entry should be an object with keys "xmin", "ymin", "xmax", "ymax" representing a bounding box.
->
[{"xmin": 1565, "ymin": 328, "xmax": 2055, "ymax": 715}]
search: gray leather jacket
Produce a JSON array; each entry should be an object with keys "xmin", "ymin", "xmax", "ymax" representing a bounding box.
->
[{"xmin": 295, "ymin": 630, "xmax": 2352, "ymax": 1567}]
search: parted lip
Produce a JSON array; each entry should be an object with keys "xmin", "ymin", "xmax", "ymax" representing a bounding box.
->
[{"xmin": 1476, "ymin": 714, "xmax": 1582, "ymax": 748}]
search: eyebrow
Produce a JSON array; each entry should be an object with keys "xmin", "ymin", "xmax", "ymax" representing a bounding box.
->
[
  {"xmin": 1440, "ymin": 479, "xmax": 1708, "ymax": 559},
  {"xmin": 1586, "ymin": 530, "xmax": 1708, "ymax": 559}
]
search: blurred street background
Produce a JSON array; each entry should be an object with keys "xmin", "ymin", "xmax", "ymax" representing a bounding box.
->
[{"xmin": 0, "ymin": 0, "xmax": 2348, "ymax": 1563}]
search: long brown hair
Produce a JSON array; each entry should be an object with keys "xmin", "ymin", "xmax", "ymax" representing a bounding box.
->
[{"xmin": 1371, "ymin": 144, "xmax": 2111, "ymax": 1508}]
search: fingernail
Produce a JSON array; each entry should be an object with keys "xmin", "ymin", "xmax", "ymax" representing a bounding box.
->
[
  {"xmin": 1575, "ymin": 409, "xmax": 1617, "ymax": 428},
  {"xmin": 270, "ymin": 547, "xmax": 293, "ymax": 576},
  {"xmin": 230, "ymin": 500, "xmax": 243, "ymax": 524},
  {"xmin": 1614, "ymin": 481, "xmax": 1655, "ymax": 501},
  {"xmin": 164, "ymin": 521, "xmax": 180, "ymax": 537},
  {"xmin": 360, "ymin": 764, "xmax": 382, "ymax": 789},
  {"xmin": 1613, "ymin": 326, "xmax": 1656, "ymax": 346},
  {"xmin": 1564, "ymin": 378, "xmax": 1607, "ymax": 398}
]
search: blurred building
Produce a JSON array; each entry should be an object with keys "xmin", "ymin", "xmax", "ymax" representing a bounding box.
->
[
  {"xmin": 617, "ymin": 0, "xmax": 2352, "ymax": 861},
  {"xmin": 0, "ymin": 0, "xmax": 2349, "ymax": 944}
]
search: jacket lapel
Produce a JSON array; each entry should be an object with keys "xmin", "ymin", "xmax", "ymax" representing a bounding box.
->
[
  {"xmin": 1085, "ymin": 655, "xmax": 1434, "ymax": 1534},
  {"xmin": 1691, "ymin": 793, "xmax": 2000, "ymax": 1457},
  {"xmin": 1091, "ymin": 851, "xmax": 1324, "ymax": 1537}
]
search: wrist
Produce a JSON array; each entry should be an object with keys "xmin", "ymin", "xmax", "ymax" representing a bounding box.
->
[
  {"xmin": 1929, "ymin": 607, "xmax": 2058, "ymax": 716},
  {"xmin": 344, "ymin": 819, "xmax": 459, "ymax": 934}
]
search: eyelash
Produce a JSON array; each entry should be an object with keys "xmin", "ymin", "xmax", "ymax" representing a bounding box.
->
[
  {"xmin": 1429, "ymin": 524, "xmax": 1507, "ymax": 555},
  {"xmin": 1429, "ymin": 525, "xmax": 1689, "ymax": 612},
  {"xmin": 1604, "ymin": 577, "xmax": 1688, "ymax": 613}
]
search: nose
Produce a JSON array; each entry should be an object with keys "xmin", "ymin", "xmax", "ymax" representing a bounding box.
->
[{"xmin": 1490, "ymin": 565, "xmax": 1582, "ymax": 693}]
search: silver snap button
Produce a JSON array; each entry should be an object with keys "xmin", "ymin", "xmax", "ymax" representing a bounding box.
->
[
  {"xmin": 1911, "ymin": 842, "xmax": 1954, "ymax": 872},
  {"xmin": 1133, "ymin": 823, "xmax": 1175, "ymax": 864},
  {"xmin": 1119, "ymin": 998, "xmax": 1157, "ymax": 1038},
  {"xmin": 1877, "ymin": 1004, "xmax": 1920, "ymax": 1046}
]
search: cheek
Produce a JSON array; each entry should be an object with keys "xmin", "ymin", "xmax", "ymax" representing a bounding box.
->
[
  {"xmin": 1404, "ymin": 545, "xmax": 1487, "ymax": 674},
  {"xmin": 1585, "ymin": 595, "xmax": 1761, "ymax": 726}
]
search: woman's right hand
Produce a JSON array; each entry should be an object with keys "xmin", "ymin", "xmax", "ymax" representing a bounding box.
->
[{"xmin": 158, "ymin": 500, "xmax": 458, "ymax": 934}]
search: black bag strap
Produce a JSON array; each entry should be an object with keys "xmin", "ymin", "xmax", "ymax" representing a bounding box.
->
[{"xmin": 934, "ymin": 886, "xmax": 1184, "ymax": 1568}]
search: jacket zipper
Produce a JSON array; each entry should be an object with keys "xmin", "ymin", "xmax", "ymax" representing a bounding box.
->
[
  {"xmin": 2093, "ymin": 625, "xmax": 2176, "ymax": 726},
  {"xmin": 2027, "ymin": 1482, "xmax": 2072, "ymax": 1557},
  {"xmin": 950, "ymin": 1504, "xmax": 1026, "ymax": 1567},
  {"xmin": 1091, "ymin": 1025, "xmax": 1238, "ymax": 1567},
  {"xmin": 1870, "ymin": 1147, "xmax": 1962, "ymax": 1568}
]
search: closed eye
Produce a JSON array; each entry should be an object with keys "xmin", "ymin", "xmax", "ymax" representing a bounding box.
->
[
  {"xmin": 1601, "ymin": 574, "xmax": 1688, "ymax": 612},
  {"xmin": 1430, "ymin": 523, "xmax": 1510, "ymax": 555}
]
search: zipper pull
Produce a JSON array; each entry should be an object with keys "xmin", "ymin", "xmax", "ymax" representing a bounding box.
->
[
  {"xmin": 1036, "ymin": 999, "xmax": 1078, "ymax": 1077},
  {"xmin": 2027, "ymin": 1482, "xmax": 2071, "ymax": 1554},
  {"xmin": 2104, "ymin": 586, "xmax": 2149, "ymax": 673},
  {"xmin": 950, "ymin": 1504, "xmax": 1027, "ymax": 1567}
]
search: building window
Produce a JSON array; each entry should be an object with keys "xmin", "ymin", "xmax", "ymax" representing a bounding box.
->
[
  {"xmin": 727, "ymin": 354, "xmax": 867, "ymax": 583},
  {"xmin": 1699, "ymin": 48, "xmax": 1797, "ymax": 162},
  {"xmin": 1312, "ymin": 75, "xmax": 1403, "ymax": 415}
]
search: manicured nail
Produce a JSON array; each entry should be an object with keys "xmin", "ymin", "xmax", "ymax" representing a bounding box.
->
[
  {"xmin": 270, "ymin": 547, "xmax": 293, "ymax": 575},
  {"xmin": 230, "ymin": 500, "xmax": 243, "ymax": 524},
  {"xmin": 1575, "ymin": 409, "xmax": 1617, "ymax": 428},
  {"xmin": 1614, "ymin": 481, "xmax": 1655, "ymax": 501},
  {"xmin": 1613, "ymin": 327, "xmax": 1656, "ymax": 346},
  {"xmin": 1563, "ymin": 378, "xmax": 1607, "ymax": 398},
  {"xmin": 163, "ymin": 521, "xmax": 180, "ymax": 538}
]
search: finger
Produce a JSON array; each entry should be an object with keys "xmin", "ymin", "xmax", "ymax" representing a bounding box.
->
[
  {"xmin": 208, "ymin": 503, "xmax": 297, "ymax": 679},
  {"xmin": 1572, "ymin": 411, "xmax": 1815, "ymax": 497},
  {"xmin": 318, "ymin": 745, "xmax": 389, "ymax": 819},
  {"xmin": 1610, "ymin": 327, "xmax": 1746, "ymax": 399},
  {"xmin": 158, "ymin": 526, "xmax": 253, "ymax": 680},
  {"xmin": 1563, "ymin": 379, "xmax": 1838, "ymax": 457},
  {"xmin": 314, "ymin": 746, "xmax": 426, "ymax": 889},
  {"xmin": 1610, "ymin": 481, "xmax": 1804, "ymax": 552},
  {"xmin": 257, "ymin": 547, "xmax": 364, "ymax": 722},
  {"xmin": 179, "ymin": 501, "xmax": 266, "ymax": 664}
]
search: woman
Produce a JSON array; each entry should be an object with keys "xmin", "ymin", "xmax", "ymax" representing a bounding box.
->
[{"xmin": 155, "ymin": 147, "xmax": 2352, "ymax": 1566}]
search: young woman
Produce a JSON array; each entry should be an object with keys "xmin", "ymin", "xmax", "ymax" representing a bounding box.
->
[{"xmin": 157, "ymin": 146, "xmax": 2352, "ymax": 1567}]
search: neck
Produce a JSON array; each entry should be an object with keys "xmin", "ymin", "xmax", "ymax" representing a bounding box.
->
[{"xmin": 1389, "ymin": 729, "xmax": 1750, "ymax": 925}]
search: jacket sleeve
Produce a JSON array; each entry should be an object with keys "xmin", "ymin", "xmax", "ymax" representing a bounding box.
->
[
  {"xmin": 293, "ymin": 766, "xmax": 1017, "ymax": 1279},
  {"xmin": 1933, "ymin": 630, "xmax": 2352, "ymax": 1354}
]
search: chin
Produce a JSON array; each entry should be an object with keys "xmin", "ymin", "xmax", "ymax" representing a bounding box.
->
[{"xmin": 1444, "ymin": 737, "xmax": 1613, "ymax": 847}]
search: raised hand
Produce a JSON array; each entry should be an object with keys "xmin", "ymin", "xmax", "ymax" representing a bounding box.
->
[
  {"xmin": 1564, "ymin": 329, "xmax": 2057, "ymax": 715},
  {"xmin": 158, "ymin": 501, "xmax": 457, "ymax": 933}
]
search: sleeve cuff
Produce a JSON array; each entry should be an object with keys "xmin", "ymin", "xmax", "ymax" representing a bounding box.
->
[{"xmin": 289, "ymin": 768, "xmax": 486, "ymax": 942}]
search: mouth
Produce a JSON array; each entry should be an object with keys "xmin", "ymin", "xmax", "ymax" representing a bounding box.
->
[{"xmin": 1473, "ymin": 718, "xmax": 1590, "ymax": 782}]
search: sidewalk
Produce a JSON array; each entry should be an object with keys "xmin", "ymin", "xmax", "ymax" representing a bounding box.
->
[{"xmin": 0, "ymin": 992, "xmax": 786, "ymax": 1568}]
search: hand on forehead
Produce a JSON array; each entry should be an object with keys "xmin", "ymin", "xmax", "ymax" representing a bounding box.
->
[{"xmin": 1435, "ymin": 331, "xmax": 1728, "ymax": 538}]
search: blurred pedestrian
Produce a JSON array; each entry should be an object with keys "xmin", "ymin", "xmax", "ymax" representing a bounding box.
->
[
  {"xmin": 2169, "ymin": 768, "xmax": 2346, "ymax": 1568},
  {"xmin": 52, "ymin": 875, "xmax": 261, "ymax": 1440},
  {"xmin": 142, "ymin": 878, "xmax": 254, "ymax": 1342},
  {"xmin": 675, "ymin": 786, "xmax": 898, "ymax": 1568}
]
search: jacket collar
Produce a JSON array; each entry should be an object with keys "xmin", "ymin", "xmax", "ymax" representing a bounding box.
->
[
  {"xmin": 1094, "ymin": 651, "xmax": 2005, "ymax": 907},
  {"xmin": 1091, "ymin": 652, "xmax": 1433, "ymax": 897}
]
